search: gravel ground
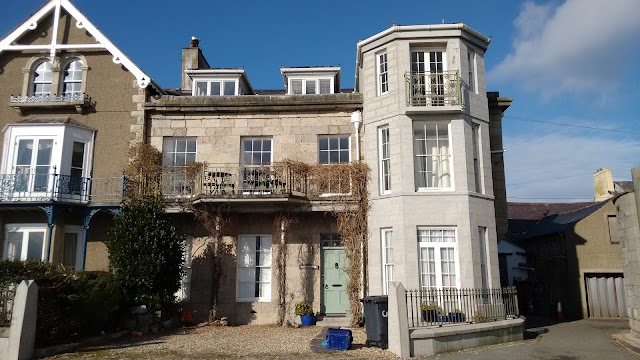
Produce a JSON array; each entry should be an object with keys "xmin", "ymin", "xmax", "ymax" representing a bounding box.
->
[{"xmin": 45, "ymin": 325, "xmax": 395, "ymax": 359}]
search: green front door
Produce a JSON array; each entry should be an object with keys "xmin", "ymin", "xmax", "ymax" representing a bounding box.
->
[{"xmin": 322, "ymin": 248, "xmax": 348, "ymax": 314}]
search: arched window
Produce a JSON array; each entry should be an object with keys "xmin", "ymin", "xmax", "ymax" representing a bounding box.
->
[
  {"xmin": 31, "ymin": 61, "xmax": 53, "ymax": 97},
  {"xmin": 61, "ymin": 59, "xmax": 83, "ymax": 97}
]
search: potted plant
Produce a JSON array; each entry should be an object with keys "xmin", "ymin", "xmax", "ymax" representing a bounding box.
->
[
  {"xmin": 420, "ymin": 303, "xmax": 439, "ymax": 322},
  {"xmin": 295, "ymin": 301, "xmax": 315, "ymax": 326},
  {"xmin": 448, "ymin": 309, "xmax": 465, "ymax": 323}
]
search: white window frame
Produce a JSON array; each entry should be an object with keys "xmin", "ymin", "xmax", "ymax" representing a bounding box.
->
[
  {"xmin": 413, "ymin": 121, "xmax": 454, "ymax": 191},
  {"xmin": 417, "ymin": 227, "xmax": 460, "ymax": 290},
  {"xmin": 237, "ymin": 234, "xmax": 272, "ymax": 302},
  {"xmin": 318, "ymin": 135, "xmax": 351, "ymax": 164},
  {"xmin": 31, "ymin": 60, "xmax": 53, "ymax": 97},
  {"xmin": 378, "ymin": 126, "xmax": 390, "ymax": 194},
  {"xmin": 176, "ymin": 236, "xmax": 193, "ymax": 302},
  {"xmin": 377, "ymin": 52, "xmax": 389, "ymax": 95},
  {"xmin": 162, "ymin": 137, "xmax": 197, "ymax": 168},
  {"xmin": 192, "ymin": 79, "xmax": 239, "ymax": 96},
  {"xmin": 3, "ymin": 224, "xmax": 48, "ymax": 261},
  {"xmin": 467, "ymin": 50, "xmax": 477, "ymax": 94},
  {"xmin": 60, "ymin": 59, "xmax": 83, "ymax": 97},
  {"xmin": 241, "ymin": 137, "xmax": 273, "ymax": 166},
  {"xmin": 472, "ymin": 122, "xmax": 483, "ymax": 194},
  {"xmin": 61, "ymin": 225, "xmax": 84, "ymax": 271},
  {"xmin": 288, "ymin": 76, "xmax": 334, "ymax": 95},
  {"xmin": 381, "ymin": 228, "xmax": 394, "ymax": 295}
]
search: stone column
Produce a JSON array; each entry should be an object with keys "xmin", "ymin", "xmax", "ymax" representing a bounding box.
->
[
  {"xmin": 8, "ymin": 280, "xmax": 38, "ymax": 360},
  {"xmin": 388, "ymin": 281, "xmax": 410, "ymax": 357}
]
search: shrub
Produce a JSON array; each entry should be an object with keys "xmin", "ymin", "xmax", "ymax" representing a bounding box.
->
[
  {"xmin": 107, "ymin": 197, "xmax": 184, "ymax": 312},
  {"xmin": 0, "ymin": 260, "xmax": 122, "ymax": 347}
]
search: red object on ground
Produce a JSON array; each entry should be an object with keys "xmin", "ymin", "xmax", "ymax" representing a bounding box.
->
[
  {"xmin": 181, "ymin": 310, "xmax": 193, "ymax": 322},
  {"xmin": 556, "ymin": 302, "xmax": 564, "ymax": 321},
  {"xmin": 131, "ymin": 331, "xmax": 144, "ymax": 337}
]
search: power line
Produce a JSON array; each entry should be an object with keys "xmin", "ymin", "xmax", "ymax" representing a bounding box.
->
[
  {"xmin": 507, "ymin": 166, "xmax": 633, "ymax": 186},
  {"xmin": 504, "ymin": 115, "xmax": 640, "ymax": 135}
]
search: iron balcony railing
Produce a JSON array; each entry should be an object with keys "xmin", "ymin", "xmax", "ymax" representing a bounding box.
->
[
  {"xmin": 0, "ymin": 284, "xmax": 16, "ymax": 327},
  {"xmin": 128, "ymin": 163, "xmax": 356, "ymax": 200},
  {"xmin": 10, "ymin": 92, "xmax": 90, "ymax": 104},
  {"xmin": 0, "ymin": 170, "xmax": 124, "ymax": 204},
  {"xmin": 406, "ymin": 287, "xmax": 519, "ymax": 328},
  {"xmin": 405, "ymin": 70, "xmax": 461, "ymax": 107}
]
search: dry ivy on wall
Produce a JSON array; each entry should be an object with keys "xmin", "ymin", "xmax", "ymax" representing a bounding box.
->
[
  {"xmin": 280, "ymin": 160, "xmax": 370, "ymax": 325},
  {"xmin": 272, "ymin": 213, "xmax": 297, "ymax": 326}
]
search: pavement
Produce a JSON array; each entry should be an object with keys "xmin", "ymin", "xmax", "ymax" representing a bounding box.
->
[{"xmin": 427, "ymin": 318, "xmax": 639, "ymax": 359}]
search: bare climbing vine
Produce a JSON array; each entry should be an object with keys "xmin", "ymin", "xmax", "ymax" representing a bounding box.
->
[{"xmin": 272, "ymin": 213, "xmax": 297, "ymax": 326}]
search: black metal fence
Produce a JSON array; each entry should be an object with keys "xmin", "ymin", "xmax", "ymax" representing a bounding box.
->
[
  {"xmin": 406, "ymin": 287, "xmax": 519, "ymax": 328},
  {"xmin": 0, "ymin": 284, "xmax": 16, "ymax": 327}
]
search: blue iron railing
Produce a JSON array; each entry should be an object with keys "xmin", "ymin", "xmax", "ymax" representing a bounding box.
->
[
  {"xmin": 0, "ymin": 171, "xmax": 124, "ymax": 204},
  {"xmin": 406, "ymin": 287, "xmax": 519, "ymax": 328}
]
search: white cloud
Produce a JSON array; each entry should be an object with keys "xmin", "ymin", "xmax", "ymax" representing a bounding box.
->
[
  {"xmin": 504, "ymin": 132, "xmax": 640, "ymax": 202},
  {"xmin": 489, "ymin": 0, "xmax": 640, "ymax": 99}
]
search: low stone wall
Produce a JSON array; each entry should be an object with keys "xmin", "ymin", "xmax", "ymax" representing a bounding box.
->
[{"xmin": 409, "ymin": 318, "xmax": 524, "ymax": 357}]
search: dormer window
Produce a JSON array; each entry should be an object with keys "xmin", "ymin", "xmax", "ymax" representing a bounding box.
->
[
  {"xmin": 281, "ymin": 67, "xmax": 340, "ymax": 95},
  {"xmin": 289, "ymin": 78, "xmax": 332, "ymax": 95},
  {"xmin": 194, "ymin": 80, "xmax": 237, "ymax": 96},
  {"xmin": 31, "ymin": 60, "xmax": 53, "ymax": 97},
  {"xmin": 186, "ymin": 69, "xmax": 254, "ymax": 96}
]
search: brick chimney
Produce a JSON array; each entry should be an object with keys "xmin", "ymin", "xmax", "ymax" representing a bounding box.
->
[
  {"xmin": 594, "ymin": 168, "xmax": 615, "ymax": 201},
  {"xmin": 181, "ymin": 37, "xmax": 210, "ymax": 91}
]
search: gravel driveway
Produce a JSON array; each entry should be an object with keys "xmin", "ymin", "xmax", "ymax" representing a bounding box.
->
[{"xmin": 46, "ymin": 325, "xmax": 395, "ymax": 359}]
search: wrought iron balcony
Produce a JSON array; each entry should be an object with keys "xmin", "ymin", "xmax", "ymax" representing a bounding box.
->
[
  {"xmin": 9, "ymin": 93, "xmax": 92, "ymax": 114},
  {"xmin": 0, "ymin": 172, "xmax": 124, "ymax": 204},
  {"xmin": 127, "ymin": 163, "xmax": 356, "ymax": 201},
  {"xmin": 405, "ymin": 71, "xmax": 461, "ymax": 108}
]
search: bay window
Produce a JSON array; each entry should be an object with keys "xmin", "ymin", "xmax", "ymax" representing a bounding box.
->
[
  {"xmin": 418, "ymin": 228, "xmax": 459, "ymax": 290},
  {"xmin": 413, "ymin": 122, "xmax": 452, "ymax": 190}
]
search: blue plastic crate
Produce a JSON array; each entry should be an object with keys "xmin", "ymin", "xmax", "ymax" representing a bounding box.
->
[{"xmin": 325, "ymin": 328, "xmax": 353, "ymax": 350}]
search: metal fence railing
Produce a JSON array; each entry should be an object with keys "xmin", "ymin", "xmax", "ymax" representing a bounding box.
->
[
  {"xmin": 0, "ymin": 169, "xmax": 124, "ymax": 204},
  {"xmin": 0, "ymin": 284, "xmax": 16, "ymax": 327},
  {"xmin": 406, "ymin": 287, "xmax": 519, "ymax": 328},
  {"xmin": 405, "ymin": 70, "xmax": 461, "ymax": 107}
]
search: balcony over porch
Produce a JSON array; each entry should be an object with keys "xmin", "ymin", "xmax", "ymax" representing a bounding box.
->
[
  {"xmin": 128, "ymin": 163, "xmax": 361, "ymax": 211},
  {"xmin": 405, "ymin": 71, "xmax": 462, "ymax": 113},
  {"xmin": 0, "ymin": 171, "xmax": 124, "ymax": 205}
]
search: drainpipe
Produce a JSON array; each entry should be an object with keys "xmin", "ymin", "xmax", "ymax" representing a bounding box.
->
[{"xmin": 350, "ymin": 111, "xmax": 362, "ymax": 161}]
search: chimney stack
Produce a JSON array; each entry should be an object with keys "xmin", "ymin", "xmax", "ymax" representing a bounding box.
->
[
  {"xmin": 181, "ymin": 36, "xmax": 209, "ymax": 91},
  {"xmin": 190, "ymin": 36, "xmax": 200, "ymax": 48},
  {"xmin": 594, "ymin": 168, "xmax": 615, "ymax": 201}
]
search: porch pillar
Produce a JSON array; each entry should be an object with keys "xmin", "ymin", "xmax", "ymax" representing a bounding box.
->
[{"xmin": 388, "ymin": 281, "xmax": 410, "ymax": 357}]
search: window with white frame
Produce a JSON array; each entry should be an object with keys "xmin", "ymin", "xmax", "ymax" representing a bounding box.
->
[
  {"xmin": 410, "ymin": 49, "xmax": 446, "ymax": 106},
  {"xmin": 381, "ymin": 228, "xmax": 394, "ymax": 295},
  {"xmin": 3, "ymin": 225, "xmax": 47, "ymax": 261},
  {"xmin": 418, "ymin": 228, "xmax": 458, "ymax": 290},
  {"xmin": 176, "ymin": 236, "xmax": 193, "ymax": 302},
  {"xmin": 61, "ymin": 226, "xmax": 84, "ymax": 271},
  {"xmin": 413, "ymin": 122, "xmax": 452, "ymax": 189},
  {"xmin": 237, "ymin": 235, "xmax": 272, "ymax": 301},
  {"xmin": 318, "ymin": 135, "xmax": 350, "ymax": 164},
  {"xmin": 193, "ymin": 80, "xmax": 237, "ymax": 96},
  {"xmin": 31, "ymin": 60, "xmax": 53, "ymax": 97},
  {"xmin": 162, "ymin": 138, "xmax": 197, "ymax": 168},
  {"xmin": 242, "ymin": 137, "xmax": 272, "ymax": 166},
  {"xmin": 467, "ymin": 51, "xmax": 477, "ymax": 94},
  {"xmin": 472, "ymin": 123, "xmax": 483, "ymax": 193},
  {"xmin": 289, "ymin": 78, "xmax": 333, "ymax": 95},
  {"xmin": 61, "ymin": 59, "xmax": 83, "ymax": 97},
  {"xmin": 377, "ymin": 52, "xmax": 389, "ymax": 95},
  {"xmin": 378, "ymin": 126, "xmax": 390, "ymax": 194}
]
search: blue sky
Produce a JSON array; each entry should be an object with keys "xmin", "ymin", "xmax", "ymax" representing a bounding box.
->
[{"xmin": 2, "ymin": 0, "xmax": 640, "ymax": 202}]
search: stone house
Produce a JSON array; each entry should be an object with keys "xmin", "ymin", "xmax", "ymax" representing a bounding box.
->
[
  {"xmin": 0, "ymin": 0, "xmax": 161, "ymax": 272},
  {"xmin": 1, "ymin": 0, "xmax": 513, "ymax": 326}
]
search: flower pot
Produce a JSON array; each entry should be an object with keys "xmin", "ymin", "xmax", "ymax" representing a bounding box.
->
[
  {"xmin": 421, "ymin": 309, "xmax": 438, "ymax": 322},
  {"xmin": 448, "ymin": 312, "xmax": 465, "ymax": 323},
  {"xmin": 300, "ymin": 314, "xmax": 315, "ymax": 326}
]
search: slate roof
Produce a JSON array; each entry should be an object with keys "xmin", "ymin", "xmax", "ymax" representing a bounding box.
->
[
  {"xmin": 614, "ymin": 181, "xmax": 633, "ymax": 194},
  {"xmin": 508, "ymin": 201, "xmax": 607, "ymax": 241}
]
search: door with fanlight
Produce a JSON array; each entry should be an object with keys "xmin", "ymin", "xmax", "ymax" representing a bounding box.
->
[{"xmin": 410, "ymin": 49, "xmax": 446, "ymax": 106}]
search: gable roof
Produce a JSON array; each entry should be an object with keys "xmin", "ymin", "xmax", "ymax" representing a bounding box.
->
[
  {"xmin": 508, "ymin": 201, "xmax": 608, "ymax": 241},
  {"xmin": 0, "ymin": 0, "xmax": 161, "ymax": 91}
]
